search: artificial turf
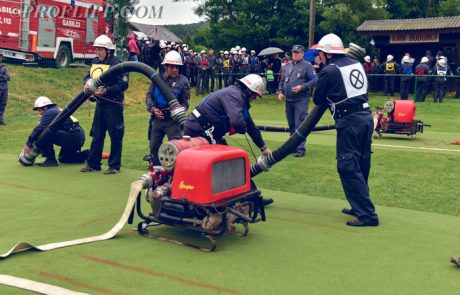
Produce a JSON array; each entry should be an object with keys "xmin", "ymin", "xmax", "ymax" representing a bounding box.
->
[{"xmin": 0, "ymin": 154, "xmax": 459, "ymax": 294}]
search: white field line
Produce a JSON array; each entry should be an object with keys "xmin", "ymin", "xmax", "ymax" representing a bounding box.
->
[{"xmin": 373, "ymin": 143, "xmax": 460, "ymax": 153}]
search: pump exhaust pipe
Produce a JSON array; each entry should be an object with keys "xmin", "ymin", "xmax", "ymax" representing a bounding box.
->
[{"xmin": 19, "ymin": 62, "xmax": 185, "ymax": 166}]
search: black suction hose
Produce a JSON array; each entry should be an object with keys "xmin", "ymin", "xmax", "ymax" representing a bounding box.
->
[
  {"xmin": 34, "ymin": 62, "xmax": 186, "ymax": 150},
  {"xmin": 256, "ymin": 124, "xmax": 335, "ymax": 133},
  {"xmin": 250, "ymin": 104, "xmax": 328, "ymax": 177}
]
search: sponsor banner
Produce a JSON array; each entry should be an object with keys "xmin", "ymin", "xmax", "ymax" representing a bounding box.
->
[{"xmin": 390, "ymin": 32, "xmax": 439, "ymax": 44}]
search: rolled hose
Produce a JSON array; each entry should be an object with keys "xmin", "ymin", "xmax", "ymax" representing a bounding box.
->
[
  {"xmin": 256, "ymin": 124, "xmax": 335, "ymax": 133},
  {"xmin": 250, "ymin": 104, "xmax": 328, "ymax": 177},
  {"xmin": 0, "ymin": 175, "xmax": 153, "ymax": 259},
  {"xmin": 20, "ymin": 62, "xmax": 186, "ymax": 165}
]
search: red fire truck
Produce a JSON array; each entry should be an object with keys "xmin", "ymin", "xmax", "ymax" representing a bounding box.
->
[{"xmin": 0, "ymin": 0, "xmax": 113, "ymax": 68}]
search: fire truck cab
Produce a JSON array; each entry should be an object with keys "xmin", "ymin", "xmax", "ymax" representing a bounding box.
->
[{"xmin": 0, "ymin": 0, "xmax": 113, "ymax": 68}]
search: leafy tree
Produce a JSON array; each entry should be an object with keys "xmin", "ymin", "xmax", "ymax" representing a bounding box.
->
[
  {"xmin": 439, "ymin": 0, "xmax": 460, "ymax": 16},
  {"xmin": 385, "ymin": 0, "xmax": 441, "ymax": 18}
]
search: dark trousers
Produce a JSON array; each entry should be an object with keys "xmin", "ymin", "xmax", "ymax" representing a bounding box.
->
[
  {"xmin": 433, "ymin": 83, "xmax": 445, "ymax": 103},
  {"xmin": 183, "ymin": 126, "xmax": 227, "ymax": 145},
  {"xmin": 196, "ymin": 70, "xmax": 208, "ymax": 95},
  {"xmin": 40, "ymin": 127, "xmax": 86, "ymax": 163},
  {"xmin": 187, "ymin": 67, "xmax": 197, "ymax": 87},
  {"xmin": 217, "ymin": 72, "xmax": 223, "ymax": 89},
  {"xmin": 87, "ymin": 103, "xmax": 124, "ymax": 170},
  {"xmin": 286, "ymin": 99, "xmax": 309, "ymax": 153},
  {"xmin": 384, "ymin": 76, "xmax": 395, "ymax": 96},
  {"xmin": 207, "ymin": 69, "xmax": 215, "ymax": 91},
  {"xmin": 0, "ymin": 88, "xmax": 7, "ymax": 122},
  {"xmin": 415, "ymin": 81, "xmax": 428, "ymax": 102},
  {"xmin": 223, "ymin": 71, "xmax": 232, "ymax": 87},
  {"xmin": 400, "ymin": 79, "xmax": 411, "ymax": 100},
  {"xmin": 336, "ymin": 111, "xmax": 378, "ymax": 223},
  {"xmin": 150, "ymin": 116, "xmax": 183, "ymax": 166}
]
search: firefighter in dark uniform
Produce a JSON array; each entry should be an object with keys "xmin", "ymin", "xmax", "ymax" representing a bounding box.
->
[
  {"xmin": 146, "ymin": 50, "xmax": 190, "ymax": 166},
  {"xmin": 277, "ymin": 44, "xmax": 317, "ymax": 157},
  {"xmin": 81, "ymin": 35, "xmax": 129, "ymax": 174},
  {"xmin": 183, "ymin": 74, "xmax": 270, "ymax": 151},
  {"xmin": 183, "ymin": 73, "xmax": 274, "ymax": 206},
  {"xmin": 313, "ymin": 33, "xmax": 379, "ymax": 227},
  {"xmin": 24, "ymin": 96, "xmax": 87, "ymax": 167}
]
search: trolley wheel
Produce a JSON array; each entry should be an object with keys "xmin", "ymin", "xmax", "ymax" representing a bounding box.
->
[{"xmin": 137, "ymin": 222, "xmax": 149, "ymax": 235}]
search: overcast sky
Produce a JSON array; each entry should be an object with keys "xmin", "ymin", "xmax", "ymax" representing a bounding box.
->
[{"xmin": 130, "ymin": 0, "xmax": 204, "ymax": 25}]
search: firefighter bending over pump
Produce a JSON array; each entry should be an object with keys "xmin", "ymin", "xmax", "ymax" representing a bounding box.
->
[
  {"xmin": 183, "ymin": 74, "xmax": 271, "ymax": 153},
  {"xmin": 183, "ymin": 73, "xmax": 274, "ymax": 205},
  {"xmin": 22, "ymin": 96, "xmax": 87, "ymax": 167}
]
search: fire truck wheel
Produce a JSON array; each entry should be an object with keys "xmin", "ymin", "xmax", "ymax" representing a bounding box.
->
[{"xmin": 55, "ymin": 45, "xmax": 71, "ymax": 68}]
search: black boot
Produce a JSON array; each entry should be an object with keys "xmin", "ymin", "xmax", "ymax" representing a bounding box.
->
[{"xmin": 37, "ymin": 159, "xmax": 58, "ymax": 167}]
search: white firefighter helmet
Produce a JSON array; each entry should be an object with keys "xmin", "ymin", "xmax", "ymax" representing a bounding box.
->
[
  {"xmin": 33, "ymin": 96, "xmax": 55, "ymax": 110},
  {"xmin": 387, "ymin": 54, "xmax": 394, "ymax": 62},
  {"xmin": 364, "ymin": 55, "xmax": 371, "ymax": 63},
  {"xmin": 251, "ymin": 50, "xmax": 256, "ymax": 54},
  {"xmin": 230, "ymin": 47, "xmax": 235, "ymax": 53},
  {"xmin": 235, "ymin": 45, "xmax": 241, "ymax": 51},
  {"xmin": 402, "ymin": 55, "xmax": 410, "ymax": 63},
  {"xmin": 162, "ymin": 51, "xmax": 183, "ymax": 65},
  {"xmin": 438, "ymin": 58, "xmax": 446, "ymax": 67},
  {"xmin": 224, "ymin": 50, "xmax": 229, "ymax": 55},
  {"xmin": 200, "ymin": 50, "xmax": 206, "ymax": 54},
  {"xmin": 316, "ymin": 33, "xmax": 346, "ymax": 54},
  {"xmin": 421, "ymin": 56, "xmax": 429, "ymax": 63},
  {"xmin": 93, "ymin": 35, "xmax": 115, "ymax": 50},
  {"xmin": 241, "ymin": 47, "xmax": 247, "ymax": 52},
  {"xmin": 238, "ymin": 74, "xmax": 265, "ymax": 97}
]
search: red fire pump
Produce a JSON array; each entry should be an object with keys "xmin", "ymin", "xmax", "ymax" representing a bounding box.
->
[
  {"xmin": 373, "ymin": 100, "xmax": 430, "ymax": 138},
  {"xmin": 128, "ymin": 137, "xmax": 266, "ymax": 251}
]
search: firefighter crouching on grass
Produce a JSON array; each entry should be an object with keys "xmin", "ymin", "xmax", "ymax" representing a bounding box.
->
[
  {"xmin": 146, "ymin": 50, "xmax": 190, "ymax": 166},
  {"xmin": 24, "ymin": 96, "xmax": 87, "ymax": 167},
  {"xmin": 183, "ymin": 74, "xmax": 274, "ymax": 205},
  {"xmin": 80, "ymin": 35, "xmax": 129, "ymax": 175},
  {"xmin": 313, "ymin": 33, "xmax": 379, "ymax": 227}
]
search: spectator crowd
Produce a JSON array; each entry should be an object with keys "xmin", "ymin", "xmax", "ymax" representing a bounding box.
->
[{"xmin": 126, "ymin": 34, "xmax": 460, "ymax": 104}]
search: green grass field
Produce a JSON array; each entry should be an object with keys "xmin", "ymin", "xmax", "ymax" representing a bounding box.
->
[{"xmin": 1, "ymin": 64, "xmax": 460, "ymax": 294}]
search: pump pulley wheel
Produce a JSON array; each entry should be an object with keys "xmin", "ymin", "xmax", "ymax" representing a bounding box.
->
[{"xmin": 384, "ymin": 100, "xmax": 395, "ymax": 113}]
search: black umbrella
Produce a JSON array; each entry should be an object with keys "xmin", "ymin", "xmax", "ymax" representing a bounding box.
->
[{"xmin": 257, "ymin": 47, "xmax": 284, "ymax": 57}]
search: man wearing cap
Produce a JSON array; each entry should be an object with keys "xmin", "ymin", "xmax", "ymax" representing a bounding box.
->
[
  {"xmin": 277, "ymin": 44, "xmax": 317, "ymax": 157},
  {"xmin": 382, "ymin": 54, "xmax": 399, "ymax": 97},
  {"xmin": 24, "ymin": 96, "xmax": 88, "ymax": 167},
  {"xmin": 146, "ymin": 50, "xmax": 190, "ymax": 165},
  {"xmin": 206, "ymin": 48, "xmax": 217, "ymax": 92},
  {"xmin": 249, "ymin": 50, "xmax": 259, "ymax": 74},
  {"xmin": 0, "ymin": 53, "xmax": 10, "ymax": 125},
  {"xmin": 196, "ymin": 50, "xmax": 209, "ymax": 95},
  {"xmin": 414, "ymin": 57, "xmax": 431, "ymax": 102},
  {"xmin": 363, "ymin": 56, "xmax": 373, "ymax": 92},
  {"xmin": 431, "ymin": 57, "xmax": 452, "ymax": 103},
  {"xmin": 399, "ymin": 55, "xmax": 413, "ymax": 100},
  {"xmin": 313, "ymin": 33, "xmax": 378, "ymax": 227},
  {"xmin": 216, "ymin": 50, "xmax": 225, "ymax": 89},
  {"xmin": 81, "ymin": 35, "xmax": 129, "ymax": 175}
]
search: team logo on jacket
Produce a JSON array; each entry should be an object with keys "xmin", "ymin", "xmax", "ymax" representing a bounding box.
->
[
  {"xmin": 338, "ymin": 63, "xmax": 368, "ymax": 98},
  {"xmin": 350, "ymin": 69, "xmax": 364, "ymax": 89},
  {"xmin": 90, "ymin": 64, "xmax": 110, "ymax": 79}
]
